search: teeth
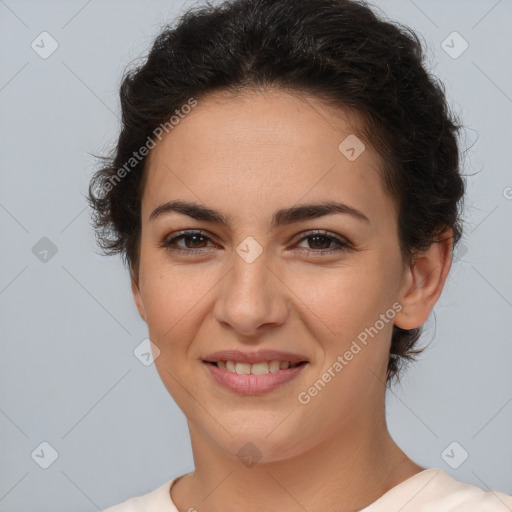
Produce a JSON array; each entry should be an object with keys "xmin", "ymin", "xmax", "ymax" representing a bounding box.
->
[
  {"xmin": 253, "ymin": 361, "xmax": 279, "ymax": 374},
  {"xmin": 269, "ymin": 360, "xmax": 281, "ymax": 372},
  {"xmin": 216, "ymin": 360, "xmax": 300, "ymax": 374},
  {"xmin": 234, "ymin": 362, "xmax": 251, "ymax": 374}
]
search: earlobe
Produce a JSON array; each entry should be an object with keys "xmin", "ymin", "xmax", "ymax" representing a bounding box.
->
[
  {"xmin": 131, "ymin": 275, "xmax": 147, "ymax": 321},
  {"xmin": 394, "ymin": 228, "xmax": 453, "ymax": 331}
]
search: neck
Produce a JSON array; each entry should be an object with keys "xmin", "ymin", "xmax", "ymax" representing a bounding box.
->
[{"xmin": 171, "ymin": 402, "xmax": 423, "ymax": 512}]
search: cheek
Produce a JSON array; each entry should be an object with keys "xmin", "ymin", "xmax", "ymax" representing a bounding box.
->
[
  {"xmin": 289, "ymin": 265, "xmax": 396, "ymax": 385},
  {"xmin": 138, "ymin": 256, "xmax": 221, "ymax": 345},
  {"xmin": 142, "ymin": 279, "xmax": 197, "ymax": 340},
  {"xmin": 288, "ymin": 264, "xmax": 389, "ymax": 335}
]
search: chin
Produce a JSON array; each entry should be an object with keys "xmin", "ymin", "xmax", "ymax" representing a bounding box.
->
[{"xmin": 210, "ymin": 422, "xmax": 313, "ymax": 465}]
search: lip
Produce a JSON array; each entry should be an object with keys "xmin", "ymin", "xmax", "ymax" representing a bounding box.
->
[
  {"xmin": 202, "ymin": 349, "xmax": 309, "ymax": 364},
  {"xmin": 203, "ymin": 360, "xmax": 308, "ymax": 395}
]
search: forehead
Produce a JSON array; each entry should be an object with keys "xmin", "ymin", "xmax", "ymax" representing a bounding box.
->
[{"xmin": 142, "ymin": 88, "xmax": 394, "ymax": 227}]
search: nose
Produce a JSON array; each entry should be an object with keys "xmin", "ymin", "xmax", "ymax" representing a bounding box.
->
[{"xmin": 213, "ymin": 249, "xmax": 289, "ymax": 337}]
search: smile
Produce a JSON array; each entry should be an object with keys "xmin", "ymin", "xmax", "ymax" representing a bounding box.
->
[
  {"xmin": 206, "ymin": 359, "xmax": 305, "ymax": 373},
  {"xmin": 202, "ymin": 360, "xmax": 308, "ymax": 395}
]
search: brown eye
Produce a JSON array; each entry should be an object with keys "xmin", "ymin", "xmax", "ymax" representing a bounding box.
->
[
  {"xmin": 295, "ymin": 230, "xmax": 351, "ymax": 255},
  {"xmin": 177, "ymin": 233, "xmax": 208, "ymax": 249},
  {"xmin": 161, "ymin": 230, "xmax": 216, "ymax": 254},
  {"xmin": 306, "ymin": 235, "xmax": 332, "ymax": 250}
]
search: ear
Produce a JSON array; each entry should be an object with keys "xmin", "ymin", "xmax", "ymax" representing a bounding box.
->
[
  {"xmin": 131, "ymin": 273, "xmax": 147, "ymax": 322},
  {"xmin": 394, "ymin": 227, "xmax": 453, "ymax": 330}
]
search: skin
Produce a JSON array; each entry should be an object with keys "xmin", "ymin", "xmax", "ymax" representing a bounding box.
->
[{"xmin": 131, "ymin": 88, "xmax": 453, "ymax": 512}]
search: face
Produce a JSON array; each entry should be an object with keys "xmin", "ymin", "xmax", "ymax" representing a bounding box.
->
[{"xmin": 131, "ymin": 89, "xmax": 442, "ymax": 463}]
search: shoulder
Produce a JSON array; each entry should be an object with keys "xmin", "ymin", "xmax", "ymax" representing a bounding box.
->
[
  {"xmin": 365, "ymin": 468, "xmax": 512, "ymax": 512},
  {"xmin": 101, "ymin": 478, "xmax": 176, "ymax": 512},
  {"xmin": 421, "ymin": 470, "xmax": 512, "ymax": 511}
]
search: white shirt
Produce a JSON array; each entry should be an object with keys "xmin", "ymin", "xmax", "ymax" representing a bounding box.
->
[{"xmin": 102, "ymin": 468, "xmax": 512, "ymax": 511}]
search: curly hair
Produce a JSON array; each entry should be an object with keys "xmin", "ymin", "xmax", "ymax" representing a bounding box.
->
[{"xmin": 88, "ymin": 0, "xmax": 466, "ymax": 385}]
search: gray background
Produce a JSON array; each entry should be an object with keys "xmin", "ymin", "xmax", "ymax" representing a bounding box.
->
[{"xmin": 1, "ymin": 0, "xmax": 511, "ymax": 510}]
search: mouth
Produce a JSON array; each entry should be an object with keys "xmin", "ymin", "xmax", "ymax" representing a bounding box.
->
[
  {"xmin": 203, "ymin": 359, "xmax": 308, "ymax": 373},
  {"xmin": 202, "ymin": 359, "xmax": 309, "ymax": 395}
]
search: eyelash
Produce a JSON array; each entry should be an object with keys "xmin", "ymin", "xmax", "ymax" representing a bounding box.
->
[{"xmin": 160, "ymin": 229, "xmax": 352, "ymax": 256}]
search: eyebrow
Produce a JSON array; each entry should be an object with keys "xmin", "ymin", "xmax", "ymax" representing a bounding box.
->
[{"xmin": 149, "ymin": 199, "xmax": 370, "ymax": 228}]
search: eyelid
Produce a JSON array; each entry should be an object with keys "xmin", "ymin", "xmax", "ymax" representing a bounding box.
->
[
  {"xmin": 160, "ymin": 228, "xmax": 352, "ymax": 255},
  {"xmin": 292, "ymin": 229, "xmax": 351, "ymax": 246},
  {"xmin": 160, "ymin": 229, "xmax": 217, "ymax": 249}
]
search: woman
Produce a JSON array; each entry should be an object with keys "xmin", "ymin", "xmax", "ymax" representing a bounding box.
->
[{"xmin": 89, "ymin": 0, "xmax": 512, "ymax": 510}]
